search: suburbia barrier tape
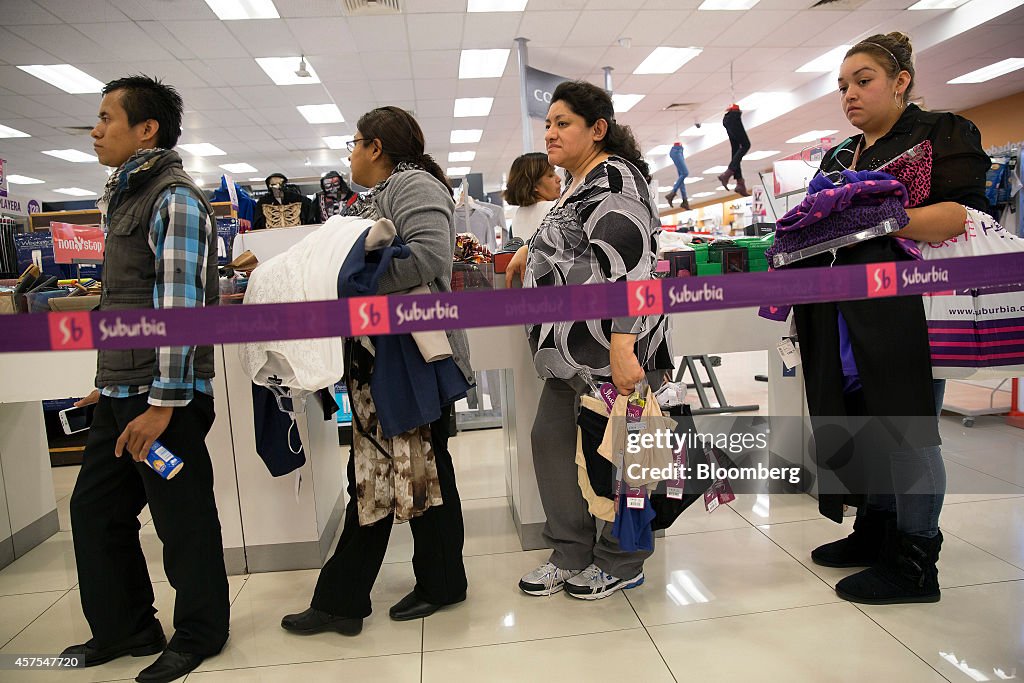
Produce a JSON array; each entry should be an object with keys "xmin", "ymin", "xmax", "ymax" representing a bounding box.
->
[{"xmin": 1, "ymin": 252, "xmax": 1021, "ymax": 354}]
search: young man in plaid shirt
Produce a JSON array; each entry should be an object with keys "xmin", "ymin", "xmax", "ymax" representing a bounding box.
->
[{"xmin": 62, "ymin": 75, "xmax": 229, "ymax": 683}]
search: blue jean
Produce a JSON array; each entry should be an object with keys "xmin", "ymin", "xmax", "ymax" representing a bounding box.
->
[
  {"xmin": 669, "ymin": 145, "xmax": 688, "ymax": 197},
  {"xmin": 861, "ymin": 379, "xmax": 946, "ymax": 537}
]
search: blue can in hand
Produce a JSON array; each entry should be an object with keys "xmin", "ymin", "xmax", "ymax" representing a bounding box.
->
[{"xmin": 146, "ymin": 440, "xmax": 184, "ymax": 479}]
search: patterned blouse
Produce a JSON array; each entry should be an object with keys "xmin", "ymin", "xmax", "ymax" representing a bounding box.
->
[{"xmin": 525, "ymin": 156, "xmax": 672, "ymax": 381}]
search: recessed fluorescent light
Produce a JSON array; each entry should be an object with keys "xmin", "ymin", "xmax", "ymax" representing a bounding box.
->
[
  {"xmin": 451, "ymin": 129, "xmax": 483, "ymax": 144},
  {"xmin": 908, "ymin": 0, "xmax": 969, "ymax": 8},
  {"xmin": 633, "ymin": 47, "xmax": 702, "ymax": 75},
  {"xmin": 948, "ymin": 58, "xmax": 1024, "ymax": 84},
  {"xmin": 698, "ymin": 0, "xmax": 760, "ymax": 9},
  {"xmin": 459, "ymin": 49, "xmax": 510, "ymax": 79},
  {"xmin": 703, "ymin": 166, "xmax": 728, "ymax": 174},
  {"xmin": 744, "ymin": 150, "xmax": 780, "ymax": 161},
  {"xmin": 684, "ymin": 176, "xmax": 703, "ymax": 184},
  {"xmin": 220, "ymin": 162, "xmax": 257, "ymax": 173},
  {"xmin": 737, "ymin": 92, "xmax": 788, "ymax": 110},
  {"xmin": 297, "ymin": 104, "xmax": 344, "ymax": 124},
  {"xmin": 448, "ymin": 151, "xmax": 476, "ymax": 162},
  {"xmin": 612, "ymin": 93, "xmax": 645, "ymax": 112},
  {"xmin": 786, "ymin": 129, "xmax": 839, "ymax": 144},
  {"xmin": 692, "ymin": 191, "xmax": 715, "ymax": 198},
  {"xmin": 255, "ymin": 56, "xmax": 320, "ymax": 85},
  {"xmin": 53, "ymin": 187, "xmax": 96, "ymax": 196},
  {"xmin": 248, "ymin": 176, "xmax": 264, "ymax": 181},
  {"xmin": 454, "ymin": 97, "xmax": 494, "ymax": 117},
  {"xmin": 0, "ymin": 124, "xmax": 30, "ymax": 138},
  {"xmin": 179, "ymin": 143, "xmax": 226, "ymax": 157},
  {"xmin": 17, "ymin": 64, "xmax": 104, "ymax": 94},
  {"xmin": 468, "ymin": 0, "xmax": 528, "ymax": 11},
  {"xmin": 796, "ymin": 45, "xmax": 851, "ymax": 73},
  {"xmin": 447, "ymin": 166, "xmax": 472, "ymax": 176},
  {"xmin": 647, "ymin": 144, "xmax": 672, "ymax": 156},
  {"xmin": 204, "ymin": 0, "xmax": 279, "ymax": 20},
  {"xmin": 323, "ymin": 135, "xmax": 354, "ymax": 149},
  {"xmin": 42, "ymin": 149, "xmax": 97, "ymax": 163},
  {"xmin": 7, "ymin": 174, "xmax": 44, "ymax": 184}
]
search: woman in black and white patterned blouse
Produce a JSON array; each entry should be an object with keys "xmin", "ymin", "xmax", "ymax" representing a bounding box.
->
[{"xmin": 506, "ymin": 80, "xmax": 672, "ymax": 601}]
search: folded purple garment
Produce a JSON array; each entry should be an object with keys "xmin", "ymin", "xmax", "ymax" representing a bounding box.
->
[
  {"xmin": 766, "ymin": 198, "xmax": 911, "ymax": 265},
  {"xmin": 778, "ymin": 171, "xmax": 908, "ymax": 233}
]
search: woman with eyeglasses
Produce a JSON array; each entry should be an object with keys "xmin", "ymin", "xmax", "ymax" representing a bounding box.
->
[
  {"xmin": 282, "ymin": 106, "xmax": 472, "ymax": 636},
  {"xmin": 798, "ymin": 32, "xmax": 989, "ymax": 605}
]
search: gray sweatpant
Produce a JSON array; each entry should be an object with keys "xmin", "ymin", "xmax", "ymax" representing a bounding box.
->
[{"xmin": 531, "ymin": 378, "xmax": 653, "ymax": 579}]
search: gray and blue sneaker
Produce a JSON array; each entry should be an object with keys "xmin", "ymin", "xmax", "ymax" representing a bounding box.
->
[
  {"xmin": 518, "ymin": 562, "xmax": 582, "ymax": 596},
  {"xmin": 564, "ymin": 564, "xmax": 644, "ymax": 600}
]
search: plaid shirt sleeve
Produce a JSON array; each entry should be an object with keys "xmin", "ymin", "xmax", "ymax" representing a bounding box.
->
[{"xmin": 147, "ymin": 186, "xmax": 213, "ymax": 407}]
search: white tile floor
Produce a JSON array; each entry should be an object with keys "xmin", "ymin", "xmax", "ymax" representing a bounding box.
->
[{"xmin": 3, "ymin": 367, "xmax": 1023, "ymax": 682}]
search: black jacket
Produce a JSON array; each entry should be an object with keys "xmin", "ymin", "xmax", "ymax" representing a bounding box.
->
[{"xmin": 799, "ymin": 104, "xmax": 989, "ymax": 522}]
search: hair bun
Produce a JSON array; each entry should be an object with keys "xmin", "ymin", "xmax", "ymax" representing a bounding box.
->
[{"xmin": 886, "ymin": 31, "xmax": 913, "ymax": 53}]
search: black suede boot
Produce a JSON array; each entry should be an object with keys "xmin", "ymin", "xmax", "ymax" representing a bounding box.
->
[
  {"xmin": 665, "ymin": 191, "xmax": 677, "ymax": 207},
  {"xmin": 811, "ymin": 508, "xmax": 894, "ymax": 568},
  {"xmin": 835, "ymin": 521, "xmax": 942, "ymax": 605}
]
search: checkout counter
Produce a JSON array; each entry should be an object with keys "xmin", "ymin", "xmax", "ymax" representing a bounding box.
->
[{"xmin": 0, "ymin": 226, "xmax": 807, "ymax": 571}]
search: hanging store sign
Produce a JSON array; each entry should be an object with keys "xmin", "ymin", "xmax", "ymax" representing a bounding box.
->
[
  {"xmin": 525, "ymin": 66, "xmax": 570, "ymax": 120},
  {"xmin": 0, "ymin": 158, "xmax": 8, "ymax": 198},
  {"xmin": 0, "ymin": 193, "xmax": 42, "ymax": 217},
  {"xmin": 51, "ymin": 221, "xmax": 105, "ymax": 264}
]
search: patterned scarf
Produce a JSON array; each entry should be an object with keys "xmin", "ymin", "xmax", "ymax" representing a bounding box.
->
[
  {"xmin": 97, "ymin": 147, "xmax": 170, "ymax": 222},
  {"xmin": 347, "ymin": 161, "xmax": 424, "ymax": 219}
]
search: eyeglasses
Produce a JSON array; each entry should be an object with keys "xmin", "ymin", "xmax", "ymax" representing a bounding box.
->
[{"xmin": 346, "ymin": 137, "xmax": 370, "ymax": 152}]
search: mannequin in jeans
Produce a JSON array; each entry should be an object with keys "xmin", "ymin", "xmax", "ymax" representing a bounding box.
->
[
  {"xmin": 806, "ymin": 32, "xmax": 990, "ymax": 606},
  {"xmin": 718, "ymin": 105, "xmax": 751, "ymax": 197},
  {"xmin": 665, "ymin": 142, "xmax": 690, "ymax": 209}
]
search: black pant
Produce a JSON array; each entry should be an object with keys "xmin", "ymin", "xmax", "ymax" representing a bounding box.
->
[
  {"xmin": 311, "ymin": 406, "xmax": 467, "ymax": 618},
  {"xmin": 70, "ymin": 394, "xmax": 230, "ymax": 656},
  {"xmin": 724, "ymin": 114, "xmax": 751, "ymax": 179}
]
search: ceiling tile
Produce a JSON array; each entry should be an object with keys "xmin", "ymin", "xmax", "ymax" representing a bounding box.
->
[
  {"xmin": 285, "ymin": 17, "xmax": 359, "ymax": 56},
  {"xmin": 15, "ymin": 24, "xmax": 108, "ymax": 65},
  {"xmin": 0, "ymin": 0, "xmax": 63, "ymax": 25},
  {"xmin": 161, "ymin": 20, "xmax": 249, "ymax": 59},
  {"xmin": 349, "ymin": 16, "xmax": 408, "ymax": 54},
  {"xmin": 33, "ymin": 0, "xmax": 128, "ymax": 23}
]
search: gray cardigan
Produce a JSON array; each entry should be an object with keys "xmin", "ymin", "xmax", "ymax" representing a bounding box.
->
[{"xmin": 369, "ymin": 170, "xmax": 473, "ymax": 382}]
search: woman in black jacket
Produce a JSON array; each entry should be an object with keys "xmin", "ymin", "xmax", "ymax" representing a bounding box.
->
[{"xmin": 799, "ymin": 32, "xmax": 990, "ymax": 605}]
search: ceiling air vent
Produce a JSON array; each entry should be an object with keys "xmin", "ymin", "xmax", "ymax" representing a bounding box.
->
[
  {"xmin": 342, "ymin": 0, "xmax": 401, "ymax": 16},
  {"xmin": 663, "ymin": 103, "xmax": 697, "ymax": 112},
  {"xmin": 810, "ymin": 0, "xmax": 868, "ymax": 8}
]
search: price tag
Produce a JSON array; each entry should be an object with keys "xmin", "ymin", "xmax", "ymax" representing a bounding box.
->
[
  {"xmin": 666, "ymin": 485, "xmax": 684, "ymax": 500},
  {"xmin": 704, "ymin": 487, "xmax": 720, "ymax": 513},
  {"xmin": 626, "ymin": 487, "xmax": 646, "ymax": 509},
  {"xmin": 776, "ymin": 337, "xmax": 800, "ymax": 369}
]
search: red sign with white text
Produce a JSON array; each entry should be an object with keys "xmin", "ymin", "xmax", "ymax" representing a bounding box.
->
[
  {"xmin": 627, "ymin": 280, "xmax": 664, "ymax": 317},
  {"xmin": 51, "ymin": 222, "xmax": 104, "ymax": 264},
  {"xmin": 48, "ymin": 312, "xmax": 94, "ymax": 350}
]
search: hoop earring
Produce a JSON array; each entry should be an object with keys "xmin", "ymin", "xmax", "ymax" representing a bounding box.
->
[{"xmin": 894, "ymin": 91, "xmax": 903, "ymax": 109}]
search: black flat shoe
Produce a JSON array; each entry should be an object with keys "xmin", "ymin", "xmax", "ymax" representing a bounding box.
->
[
  {"xmin": 389, "ymin": 590, "xmax": 466, "ymax": 621},
  {"xmin": 135, "ymin": 648, "xmax": 204, "ymax": 683},
  {"xmin": 61, "ymin": 621, "xmax": 166, "ymax": 668},
  {"xmin": 281, "ymin": 607, "xmax": 363, "ymax": 635}
]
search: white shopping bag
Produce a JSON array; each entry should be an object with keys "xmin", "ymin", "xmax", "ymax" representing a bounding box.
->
[{"xmin": 920, "ymin": 207, "xmax": 1024, "ymax": 379}]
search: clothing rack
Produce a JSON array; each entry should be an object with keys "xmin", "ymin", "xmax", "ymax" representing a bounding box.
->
[{"xmin": 985, "ymin": 141, "xmax": 1022, "ymax": 237}]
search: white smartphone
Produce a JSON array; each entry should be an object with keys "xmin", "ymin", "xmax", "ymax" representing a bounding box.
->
[{"xmin": 58, "ymin": 405, "xmax": 93, "ymax": 435}]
